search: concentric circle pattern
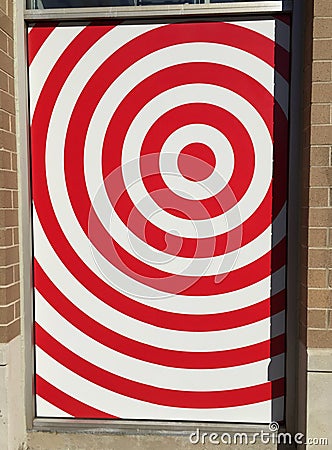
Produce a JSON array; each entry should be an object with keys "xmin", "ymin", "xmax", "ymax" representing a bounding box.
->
[{"xmin": 29, "ymin": 18, "xmax": 290, "ymax": 422}]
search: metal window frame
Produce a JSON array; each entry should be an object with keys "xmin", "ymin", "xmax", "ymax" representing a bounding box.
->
[
  {"xmin": 16, "ymin": 0, "xmax": 305, "ymax": 437},
  {"xmin": 24, "ymin": 1, "xmax": 292, "ymax": 20}
]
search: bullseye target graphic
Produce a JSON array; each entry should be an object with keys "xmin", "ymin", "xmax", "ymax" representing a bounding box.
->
[{"xmin": 29, "ymin": 18, "xmax": 290, "ymax": 422}]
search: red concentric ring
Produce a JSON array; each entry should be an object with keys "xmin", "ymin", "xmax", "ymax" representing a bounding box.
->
[{"xmin": 29, "ymin": 19, "xmax": 290, "ymax": 420}]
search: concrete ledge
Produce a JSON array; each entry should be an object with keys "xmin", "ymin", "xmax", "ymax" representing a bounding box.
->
[
  {"xmin": 0, "ymin": 336, "xmax": 26, "ymax": 450},
  {"xmin": 307, "ymin": 372, "xmax": 332, "ymax": 448},
  {"xmin": 307, "ymin": 348, "xmax": 332, "ymax": 372},
  {"xmin": 27, "ymin": 431, "xmax": 279, "ymax": 450}
]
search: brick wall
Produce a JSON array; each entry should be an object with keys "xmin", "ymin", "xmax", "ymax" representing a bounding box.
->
[
  {"xmin": 0, "ymin": 0, "xmax": 20, "ymax": 343},
  {"xmin": 301, "ymin": 0, "xmax": 332, "ymax": 348},
  {"xmin": 0, "ymin": 0, "xmax": 330, "ymax": 349}
]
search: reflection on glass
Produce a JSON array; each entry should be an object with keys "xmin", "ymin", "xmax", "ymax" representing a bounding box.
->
[
  {"xmin": 34, "ymin": 0, "xmax": 197, "ymax": 6},
  {"xmin": 28, "ymin": 0, "xmax": 258, "ymax": 7},
  {"xmin": 38, "ymin": 0, "xmax": 131, "ymax": 6}
]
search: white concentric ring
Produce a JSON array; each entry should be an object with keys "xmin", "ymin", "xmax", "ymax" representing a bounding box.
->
[
  {"xmin": 34, "ymin": 207, "xmax": 285, "ymax": 315},
  {"xmin": 159, "ymin": 124, "xmax": 234, "ymax": 200},
  {"xmin": 120, "ymin": 83, "xmax": 270, "ymax": 238},
  {"xmin": 31, "ymin": 19, "xmax": 289, "ymax": 422},
  {"xmin": 36, "ymin": 396, "xmax": 71, "ymax": 418},
  {"xmin": 36, "ymin": 294, "xmax": 284, "ymax": 391},
  {"xmin": 82, "ymin": 40, "xmax": 287, "ymax": 240},
  {"xmin": 33, "ymin": 235, "xmax": 285, "ymax": 352},
  {"xmin": 33, "ymin": 26, "xmax": 287, "ymax": 279},
  {"xmin": 40, "ymin": 31, "xmax": 286, "ymax": 282},
  {"xmin": 36, "ymin": 348, "xmax": 285, "ymax": 422}
]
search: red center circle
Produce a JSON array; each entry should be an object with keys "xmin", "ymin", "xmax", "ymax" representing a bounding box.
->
[{"xmin": 177, "ymin": 143, "xmax": 216, "ymax": 182}]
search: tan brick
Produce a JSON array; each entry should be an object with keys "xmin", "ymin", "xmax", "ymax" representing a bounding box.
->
[
  {"xmin": 13, "ymin": 264, "xmax": 19, "ymax": 282},
  {"xmin": 308, "ymin": 248, "xmax": 329, "ymax": 267},
  {"xmin": 0, "ymin": 303, "xmax": 15, "ymax": 324},
  {"xmin": 0, "ymin": 170, "xmax": 17, "ymax": 189},
  {"xmin": 7, "ymin": 36, "xmax": 13, "ymax": 58},
  {"xmin": 0, "ymin": 14, "xmax": 13, "ymax": 38},
  {"xmin": 329, "ymin": 269, "xmax": 332, "ymax": 288},
  {"xmin": 312, "ymin": 83, "xmax": 332, "ymax": 103},
  {"xmin": 0, "ymin": 90, "xmax": 15, "ymax": 114},
  {"xmin": 0, "ymin": 228, "xmax": 12, "ymax": 246},
  {"xmin": 0, "ymin": 189, "xmax": 12, "ymax": 208},
  {"xmin": 0, "ymin": 265, "xmax": 13, "ymax": 285},
  {"xmin": 308, "ymin": 228, "xmax": 327, "ymax": 247},
  {"xmin": 310, "ymin": 124, "xmax": 332, "ymax": 144},
  {"xmin": 11, "ymin": 152, "xmax": 16, "ymax": 171},
  {"xmin": 328, "ymin": 310, "xmax": 332, "ymax": 329},
  {"xmin": 0, "ymin": 209, "xmax": 18, "ymax": 227},
  {"xmin": 308, "ymin": 329, "xmax": 332, "ymax": 348},
  {"xmin": 0, "ymin": 70, "xmax": 7, "ymax": 91},
  {"xmin": 313, "ymin": 61, "xmax": 332, "ymax": 82},
  {"xmin": 310, "ymin": 166, "xmax": 332, "ymax": 186},
  {"xmin": 309, "ymin": 187, "xmax": 329, "ymax": 206},
  {"xmin": 0, "ymin": 29, "xmax": 6, "ymax": 52},
  {"xmin": 0, "ymin": 110, "xmax": 10, "ymax": 131},
  {"xmin": 7, "ymin": 0, "xmax": 13, "ymax": 20},
  {"xmin": 0, "ymin": 149, "xmax": 11, "ymax": 169},
  {"xmin": 314, "ymin": 0, "xmax": 332, "ymax": 17},
  {"xmin": 308, "ymin": 289, "xmax": 332, "ymax": 308},
  {"xmin": 14, "ymin": 300, "xmax": 20, "ymax": 319},
  {"xmin": 12, "ymin": 191, "xmax": 17, "ymax": 208},
  {"xmin": 13, "ymin": 227, "xmax": 18, "ymax": 245},
  {"xmin": 0, "ymin": 130, "xmax": 16, "ymax": 151},
  {"xmin": 314, "ymin": 18, "xmax": 332, "ymax": 38},
  {"xmin": 0, "ymin": 0, "xmax": 6, "ymax": 13},
  {"xmin": 8, "ymin": 75, "xmax": 14, "ymax": 96},
  {"xmin": 0, "ymin": 318, "xmax": 20, "ymax": 343},
  {"xmin": 0, "ymin": 282, "xmax": 20, "ymax": 306},
  {"xmin": 308, "ymin": 309, "xmax": 327, "ymax": 329},
  {"xmin": 0, "ymin": 245, "xmax": 18, "ymax": 266},
  {"xmin": 9, "ymin": 113, "xmax": 15, "ymax": 133},
  {"xmin": 311, "ymin": 104, "xmax": 331, "ymax": 124},
  {"xmin": 308, "ymin": 268, "xmax": 328, "ymax": 288},
  {"xmin": 0, "ymin": 49, "xmax": 13, "ymax": 77},
  {"xmin": 309, "ymin": 208, "xmax": 331, "ymax": 227},
  {"xmin": 310, "ymin": 146, "xmax": 330, "ymax": 166},
  {"xmin": 313, "ymin": 39, "xmax": 332, "ymax": 60}
]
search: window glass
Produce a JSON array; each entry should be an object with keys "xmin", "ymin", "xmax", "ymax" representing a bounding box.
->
[{"xmin": 28, "ymin": 0, "xmax": 259, "ymax": 8}]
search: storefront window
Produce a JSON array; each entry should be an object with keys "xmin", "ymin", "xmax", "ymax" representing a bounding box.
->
[{"xmin": 27, "ymin": 0, "xmax": 260, "ymax": 8}]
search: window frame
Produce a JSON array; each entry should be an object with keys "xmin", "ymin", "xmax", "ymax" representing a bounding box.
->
[
  {"xmin": 25, "ymin": 1, "xmax": 292, "ymax": 20},
  {"xmin": 16, "ymin": 0, "xmax": 304, "ymax": 438}
]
